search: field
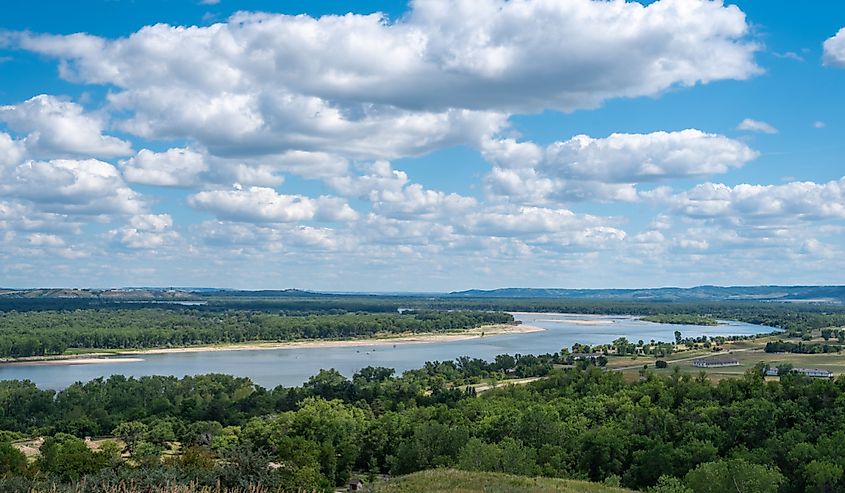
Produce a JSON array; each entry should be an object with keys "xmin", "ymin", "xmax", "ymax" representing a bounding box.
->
[
  {"xmin": 372, "ymin": 469, "xmax": 636, "ymax": 493},
  {"xmin": 604, "ymin": 333, "xmax": 845, "ymax": 381}
]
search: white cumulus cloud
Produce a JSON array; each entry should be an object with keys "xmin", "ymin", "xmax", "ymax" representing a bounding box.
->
[
  {"xmin": 13, "ymin": 0, "xmax": 759, "ymax": 161},
  {"xmin": 482, "ymin": 129, "xmax": 757, "ymax": 203},
  {"xmin": 0, "ymin": 159, "xmax": 145, "ymax": 215},
  {"xmin": 823, "ymin": 28, "xmax": 845, "ymax": 67},
  {"xmin": 670, "ymin": 178, "xmax": 845, "ymax": 222},
  {"xmin": 188, "ymin": 186, "xmax": 358, "ymax": 223},
  {"xmin": 0, "ymin": 95, "xmax": 132, "ymax": 158},
  {"xmin": 121, "ymin": 148, "xmax": 208, "ymax": 187}
]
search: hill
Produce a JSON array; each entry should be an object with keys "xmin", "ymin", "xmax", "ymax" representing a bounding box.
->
[
  {"xmin": 372, "ymin": 469, "xmax": 636, "ymax": 493},
  {"xmin": 447, "ymin": 285, "xmax": 845, "ymax": 303}
]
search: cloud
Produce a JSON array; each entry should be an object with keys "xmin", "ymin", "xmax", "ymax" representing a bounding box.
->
[
  {"xmin": 0, "ymin": 132, "xmax": 26, "ymax": 167},
  {"xmin": 108, "ymin": 214, "xmax": 179, "ymax": 249},
  {"xmin": 27, "ymin": 233, "xmax": 65, "ymax": 247},
  {"xmin": 328, "ymin": 161, "xmax": 476, "ymax": 218},
  {"xmin": 188, "ymin": 185, "xmax": 358, "ymax": 223},
  {"xmin": 192, "ymin": 220, "xmax": 353, "ymax": 253},
  {"xmin": 823, "ymin": 28, "xmax": 845, "ymax": 67},
  {"xmin": 0, "ymin": 159, "xmax": 146, "ymax": 215},
  {"xmin": 0, "ymin": 95, "xmax": 132, "ymax": 158},
  {"xmin": 736, "ymin": 118, "xmax": 778, "ymax": 134},
  {"xmin": 670, "ymin": 178, "xmax": 845, "ymax": 223},
  {"xmin": 482, "ymin": 129, "xmax": 757, "ymax": 203},
  {"xmin": 462, "ymin": 206, "xmax": 622, "ymax": 240},
  {"xmin": 13, "ymin": 0, "xmax": 759, "ymax": 160},
  {"xmin": 121, "ymin": 148, "xmax": 207, "ymax": 187}
]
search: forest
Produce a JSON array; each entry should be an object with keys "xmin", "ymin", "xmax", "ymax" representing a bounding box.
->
[
  {"xmin": 0, "ymin": 360, "xmax": 843, "ymax": 492},
  {"xmin": 0, "ymin": 310, "xmax": 512, "ymax": 358}
]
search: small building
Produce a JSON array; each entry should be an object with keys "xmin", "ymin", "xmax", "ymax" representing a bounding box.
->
[
  {"xmin": 763, "ymin": 367, "xmax": 833, "ymax": 378},
  {"xmin": 570, "ymin": 352, "xmax": 604, "ymax": 361},
  {"xmin": 692, "ymin": 358, "xmax": 739, "ymax": 368},
  {"xmin": 794, "ymin": 368, "xmax": 834, "ymax": 378},
  {"xmin": 349, "ymin": 479, "xmax": 365, "ymax": 492}
]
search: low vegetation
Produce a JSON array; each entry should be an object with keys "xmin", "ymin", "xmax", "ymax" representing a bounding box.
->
[{"xmin": 372, "ymin": 469, "xmax": 635, "ymax": 492}]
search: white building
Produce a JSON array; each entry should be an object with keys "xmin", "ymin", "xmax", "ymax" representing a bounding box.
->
[{"xmin": 692, "ymin": 358, "xmax": 740, "ymax": 368}]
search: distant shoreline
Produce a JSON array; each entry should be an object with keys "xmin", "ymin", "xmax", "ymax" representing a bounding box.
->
[{"xmin": 0, "ymin": 323, "xmax": 545, "ymax": 367}]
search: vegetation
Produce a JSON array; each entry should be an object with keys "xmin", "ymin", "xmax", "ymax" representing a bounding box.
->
[
  {"xmin": 641, "ymin": 315, "xmax": 718, "ymax": 326},
  {"xmin": 764, "ymin": 340, "xmax": 843, "ymax": 354},
  {"xmin": 371, "ymin": 469, "xmax": 635, "ymax": 492},
  {"xmin": 2, "ymin": 295, "xmax": 845, "ymax": 491},
  {"xmin": 0, "ymin": 357, "xmax": 844, "ymax": 492},
  {"xmin": 0, "ymin": 310, "xmax": 512, "ymax": 358}
]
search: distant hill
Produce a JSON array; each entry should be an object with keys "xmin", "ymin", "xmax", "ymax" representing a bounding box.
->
[
  {"xmin": 372, "ymin": 469, "xmax": 635, "ymax": 493},
  {"xmin": 0, "ymin": 288, "xmax": 197, "ymax": 300},
  {"xmin": 201, "ymin": 288, "xmax": 327, "ymax": 297},
  {"xmin": 2, "ymin": 285, "xmax": 844, "ymax": 304},
  {"xmin": 447, "ymin": 285, "xmax": 845, "ymax": 303}
]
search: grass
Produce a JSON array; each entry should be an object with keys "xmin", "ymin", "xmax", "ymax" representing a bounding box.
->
[
  {"xmin": 614, "ymin": 347, "xmax": 845, "ymax": 382},
  {"xmin": 28, "ymin": 485, "xmax": 282, "ymax": 493},
  {"xmin": 371, "ymin": 469, "xmax": 636, "ymax": 493}
]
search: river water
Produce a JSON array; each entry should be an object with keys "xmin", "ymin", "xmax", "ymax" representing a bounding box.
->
[{"xmin": 0, "ymin": 313, "xmax": 770, "ymax": 389}]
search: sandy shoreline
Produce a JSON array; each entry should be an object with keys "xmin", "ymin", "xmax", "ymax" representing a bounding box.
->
[{"xmin": 0, "ymin": 323, "xmax": 545, "ymax": 366}]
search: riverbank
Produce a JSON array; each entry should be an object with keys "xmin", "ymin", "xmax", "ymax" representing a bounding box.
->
[{"xmin": 0, "ymin": 323, "xmax": 544, "ymax": 366}]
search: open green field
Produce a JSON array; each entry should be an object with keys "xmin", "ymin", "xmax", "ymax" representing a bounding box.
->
[
  {"xmin": 604, "ymin": 334, "xmax": 845, "ymax": 381},
  {"xmin": 372, "ymin": 469, "xmax": 636, "ymax": 493}
]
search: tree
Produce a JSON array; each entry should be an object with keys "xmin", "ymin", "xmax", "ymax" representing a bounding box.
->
[
  {"xmin": 684, "ymin": 459, "xmax": 784, "ymax": 493},
  {"xmin": 674, "ymin": 331, "xmax": 683, "ymax": 345},
  {"xmin": 804, "ymin": 459, "xmax": 843, "ymax": 493},
  {"xmin": 458, "ymin": 438, "xmax": 501, "ymax": 472},
  {"xmin": 113, "ymin": 421, "xmax": 148, "ymax": 455},
  {"xmin": 0, "ymin": 442, "xmax": 27, "ymax": 478},
  {"xmin": 649, "ymin": 475, "xmax": 693, "ymax": 493},
  {"xmin": 38, "ymin": 434, "xmax": 109, "ymax": 482}
]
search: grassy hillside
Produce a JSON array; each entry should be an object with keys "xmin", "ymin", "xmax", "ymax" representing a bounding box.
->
[{"xmin": 372, "ymin": 469, "xmax": 637, "ymax": 493}]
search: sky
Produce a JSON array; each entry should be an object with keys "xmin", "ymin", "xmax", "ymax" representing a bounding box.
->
[{"xmin": 0, "ymin": 0, "xmax": 843, "ymax": 291}]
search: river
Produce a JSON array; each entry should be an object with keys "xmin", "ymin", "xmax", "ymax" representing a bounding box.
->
[{"xmin": 0, "ymin": 313, "xmax": 771, "ymax": 389}]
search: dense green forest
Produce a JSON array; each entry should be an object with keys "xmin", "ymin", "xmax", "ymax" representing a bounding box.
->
[
  {"xmin": 0, "ymin": 310, "xmax": 512, "ymax": 358},
  {"xmin": 0, "ymin": 359, "xmax": 843, "ymax": 492},
  {"xmin": 764, "ymin": 340, "xmax": 843, "ymax": 354}
]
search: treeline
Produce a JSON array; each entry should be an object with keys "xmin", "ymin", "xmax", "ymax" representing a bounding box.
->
[
  {"xmin": 2, "ymin": 295, "xmax": 845, "ymax": 337},
  {"xmin": 0, "ymin": 310, "xmax": 512, "ymax": 358},
  {"xmin": 1, "ymin": 361, "xmax": 845, "ymax": 492},
  {"xmin": 641, "ymin": 314, "xmax": 718, "ymax": 326},
  {"xmin": 764, "ymin": 340, "xmax": 843, "ymax": 354}
]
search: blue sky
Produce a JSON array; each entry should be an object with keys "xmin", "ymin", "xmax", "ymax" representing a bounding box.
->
[{"xmin": 0, "ymin": 0, "xmax": 844, "ymax": 291}]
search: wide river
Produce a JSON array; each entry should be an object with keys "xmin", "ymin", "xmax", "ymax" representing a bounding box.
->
[{"xmin": 0, "ymin": 313, "xmax": 771, "ymax": 390}]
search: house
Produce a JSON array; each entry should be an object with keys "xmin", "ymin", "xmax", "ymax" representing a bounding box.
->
[
  {"xmin": 349, "ymin": 479, "xmax": 365, "ymax": 492},
  {"xmin": 692, "ymin": 358, "xmax": 739, "ymax": 368}
]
